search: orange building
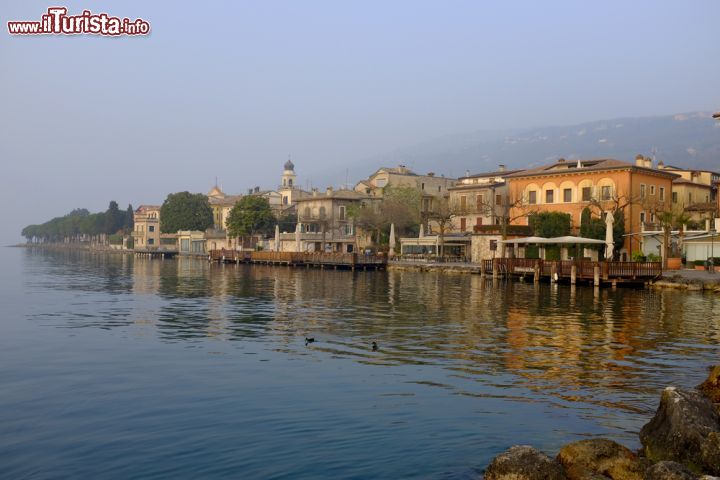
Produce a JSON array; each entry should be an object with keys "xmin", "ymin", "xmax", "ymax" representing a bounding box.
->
[{"xmin": 505, "ymin": 156, "xmax": 678, "ymax": 258}]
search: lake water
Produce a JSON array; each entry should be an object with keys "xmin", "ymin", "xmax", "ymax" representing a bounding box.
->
[{"xmin": 1, "ymin": 247, "xmax": 719, "ymax": 479}]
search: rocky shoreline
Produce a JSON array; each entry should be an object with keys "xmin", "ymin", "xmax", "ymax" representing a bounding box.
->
[
  {"xmin": 482, "ymin": 366, "xmax": 720, "ymax": 479},
  {"xmin": 651, "ymin": 274, "xmax": 720, "ymax": 293}
]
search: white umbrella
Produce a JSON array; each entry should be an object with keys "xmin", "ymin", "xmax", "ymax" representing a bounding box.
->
[
  {"xmin": 388, "ymin": 223, "xmax": 396, "ymax": 257},
  {"xmin": 275, "ymin": 224, "xmax": 280, "ymax": 252},
  {"xmin": 605, "ymin": 210, "xmax": 615, "ymax": 260},
  {"xmin": 419, "ymin": 224, "xmax": 425, "ymax": 238},
  {"xmin": 295, "ymin": 222, "xmax": 301, "ymax": 252}
]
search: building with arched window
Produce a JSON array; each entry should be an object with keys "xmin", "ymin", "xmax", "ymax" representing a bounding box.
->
[{"xmin": 505, "ymin": 157, "xmax": 678, "ymax": 258}]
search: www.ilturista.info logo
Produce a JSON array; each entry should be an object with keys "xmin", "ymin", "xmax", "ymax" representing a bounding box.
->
[{"xmin": 8, "ymin": 7, "xmax": 150, "ymax": 36}]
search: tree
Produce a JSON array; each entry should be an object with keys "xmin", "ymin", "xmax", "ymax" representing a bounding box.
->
[
  {"xmin": 528, "ymin": 211, "xmax": 571, "ymax": 237},
  {"xmin": 226, "ymin": 196, "xmax": 275, "ymax": 247},
  {"xmin": 348, "ymin": 202, "xmax": 385, "ymax": 246},
  {"xmin": 382, "ymin": 185, "xmax": 422, "ymax": 236},
  {"xmin": 426, "ymin": 196, "xmax": 460, "ymax": 260},
  {"xmin": 160, "ymin": 192, "xmax": 213, "ymax": 233},
  {"xmin": 124, "ymin": 204, "xmax": 134, "ymax": 232},
  {"xmin": 104, "ymin": 201, "xmax": 122, "ymax": 234}
]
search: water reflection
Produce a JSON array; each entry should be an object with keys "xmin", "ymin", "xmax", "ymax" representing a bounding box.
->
[{"xmin": 22, "ymin": 249, "xmax": 720, "ymax": 431}]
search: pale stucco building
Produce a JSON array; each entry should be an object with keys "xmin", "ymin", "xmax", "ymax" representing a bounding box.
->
[{"xmin": 132, "ymin": 205, "xmax": 161, "ymax": 249}]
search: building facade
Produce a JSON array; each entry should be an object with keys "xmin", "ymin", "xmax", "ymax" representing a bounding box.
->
[
  {"xmin": 291, "ymin": 188, "xmax": 372, "ymax": 253},
  {"xmin": 132, "ymin": 205, "xmax": 161, "ymax": 249},
  {"xmin": 447, "ymin": 166, "xmax": 523, "ymax": 233},
  {"xmin": 505, "ymin": 156, "xmax": 678, "ymax": 257}
]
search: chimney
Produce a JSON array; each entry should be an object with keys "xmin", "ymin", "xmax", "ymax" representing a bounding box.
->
[
  {"xmin": 465, "ymin": 170, "xmax": 470, "ymax": 177},
  {"xmin": 326, "ymin": 186, "xmax": 333, "ymax": 196},
  {"xmin": 427, "ymin": 172, "xmax": 435, "ymax": 177},
  {"xmin": 644, "ymin": 158, "xmax": 652, "ymax": 169},
  {"xmin": 254, "ymin": 186, "xmax": 260, "ymax": 193},
  {"xmin": 557, "ymin": 158, "xmax": 566, "ymax": 163},
  {"xmin": 635, "ymin": 154, "xmax": 645, "ymax": 167},
  {"xmin": 312, "ymin": 189, "xmax": 318, "ymax": 197},
  {"xmin": 498, "ymin": 164, "xmax": 506, "ymax": 172},
  {"xmin": 657, "ymin": 160, "xmax": 665, "ymax": 169},
  {"xmin": 576, "ymin": 160, "xmax": 583, "ymax": 169}
]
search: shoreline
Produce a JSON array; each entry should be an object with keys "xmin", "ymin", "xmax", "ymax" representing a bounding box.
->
[{"xmin": 10, "ymin": 244, "xmax": 720, "ymax": 292}]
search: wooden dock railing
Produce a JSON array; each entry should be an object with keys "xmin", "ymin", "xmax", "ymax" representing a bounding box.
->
[{"xmin": 481, "ymin": 258, "xmax": 661, "ymax": 280}]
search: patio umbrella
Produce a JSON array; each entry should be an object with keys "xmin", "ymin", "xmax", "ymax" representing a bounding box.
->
[
  {"xmin": 295, "ymin": 222, "xmax": 301, "ymax": 252},
  {"xmin": 275, "ymin": 224, "xmax": 280, "ymax": 252},
  {"xmin": 605, "ymin": 210, "xmax": 615, "ymax": 260},
  {"xmin": 388, "ymin": 223, "xmax": 396, "ymax": 257}
]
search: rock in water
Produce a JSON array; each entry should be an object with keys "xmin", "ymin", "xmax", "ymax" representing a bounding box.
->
[
  {"xmin": 556, "ymin": 438, "xmax": 646, "ymax": 480},
  {"xmin": 699, "ymin": 365, "xmax": 720, "ymax": 404},
  {"xmin": 639, "ymin": 387, "xmax": 720, "ymax": 475},
  {"xmin": 644, "ymin": 461, "xmax": 697, "ymax": 480},
  {"xmin": 484, "ymin": 445, "xmax": 567, "ymax": 480}
]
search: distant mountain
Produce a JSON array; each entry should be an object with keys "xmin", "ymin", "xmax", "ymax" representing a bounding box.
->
[{"xmin": 363, "ymin": 111, "xmax": 720, "ymax": 177}]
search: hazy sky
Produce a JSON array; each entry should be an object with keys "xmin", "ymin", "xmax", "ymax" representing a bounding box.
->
[{"xmin": 2, "ymin": 0, "xmax": 719, "ymax": 243}]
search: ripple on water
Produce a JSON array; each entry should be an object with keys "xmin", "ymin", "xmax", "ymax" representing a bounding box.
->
[{"xmin": 3, "ymin": 249, "xmax": 720, "ymax": 479}]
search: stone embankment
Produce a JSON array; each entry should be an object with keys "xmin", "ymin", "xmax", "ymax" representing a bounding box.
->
[
  {"xmin": 387, "ymin": 260, "xmax": 482, "ymax": 274},
  {"xmin": 651, "ymin": 271, "xmax": 720, "ymax": 293},
  {"xmin": 482, "ymin": 366, "xmax": 720, "ymax": 479}
]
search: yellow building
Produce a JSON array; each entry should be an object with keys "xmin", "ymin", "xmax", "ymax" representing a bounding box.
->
[
  {"xmin": 657, "ymin": 162, "xmax": 719, "ymax": 224},
  {"xmin": 132, "ymin": 205, "xmax": 161, "ymax": 249},
  {"xmin": 505, "ymin": 156, "xmax": 678, "ymax": 257}
]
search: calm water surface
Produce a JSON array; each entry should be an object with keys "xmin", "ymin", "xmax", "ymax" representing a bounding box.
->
[{"xmin": 1, "ymin": 248, "xmax": 719, "ymax": 479}]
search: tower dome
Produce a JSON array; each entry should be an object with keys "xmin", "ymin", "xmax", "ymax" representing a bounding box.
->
[{"xmin": 284, "ymin": 159, "xmax": 295, "ymax": 171}]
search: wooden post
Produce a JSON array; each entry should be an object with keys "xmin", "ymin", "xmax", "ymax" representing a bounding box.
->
[
  {"xmin": 570, "ymin": 264, "xmax": 577, "ymax": 285},
  {"xmin": 550, "ymin": 262, "xmax": 557, "ymax": 284},
  {"xmin": 492, "ymin": 258, "xmax": 498, "ymax": 278},
  {"xmin": 593, "ymin": 264, "xmax": 600, "ymax": 287},
  {"xmin": 534, "ymin": 260, "xmax": 540, "ymax": 284}
]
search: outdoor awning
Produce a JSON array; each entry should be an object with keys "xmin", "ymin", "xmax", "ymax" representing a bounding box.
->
[{"xmin": 499, "ymin": 236, "xmax": 607, "ymax": 245}]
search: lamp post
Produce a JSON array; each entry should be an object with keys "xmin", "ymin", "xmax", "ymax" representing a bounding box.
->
[{"xmin": 711, "ymin": 224, "xmax": 715, "ymax": 274}]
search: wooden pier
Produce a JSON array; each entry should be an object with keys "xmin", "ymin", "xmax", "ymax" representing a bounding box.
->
[
  {"xmin": 481, "ymin": 258, "xmax": 662, "ymax": 285},
  {"xmin": 208, "ymin": 249, "xmax": 387, "ymax": 271}
]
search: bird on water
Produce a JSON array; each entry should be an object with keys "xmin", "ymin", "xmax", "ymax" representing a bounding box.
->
[
  {"xmin": 372, "ymin": 341, "xmax": 378, "ymax": 351},
  {"xmin": 305, "ymin": 337, "xmax": 315, "ymax": 346}
]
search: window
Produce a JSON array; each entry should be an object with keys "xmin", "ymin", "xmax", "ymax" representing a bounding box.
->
[
  {"xmin": 339, "ymin": 206, "xmax": 346, "ymax": 220},
  {"xmin": 659, "ymin": 187, "xmax": 665, "ymax": 201},
  {"xmin": 288, "ymin": 179, "xmax": 293, "ymax": 187},
  {"xmin": 495, "ymin": 194, "xmax": 502, "ymax": 206},
  {"xmin": 148, "ymin": 238, "xmax": 155, "ymax": 245},
  {"xmin": 672, "ymin": 192, "xmax": 678, "ymax": 203},
  {"xmin": 149, "ymin": 225, "xmax": 155, "ymax": 232},
  {"xmin": 640, "ymin": 184, "xmax": 646, "ymax": 198},
  {"xmin": 421, "ymin": 183, "xmax": 425, "ymax": 190},
  {"xmin": 528, "ymin": 191, "xmax": 537, "ymax": 204},
  {"xmin": 650, "ymin": 185, "xmax": 655, "ymax": 195},
  {"xmin": 563, "ymin": 188, "xmax": 572, "ymax": 203},
  {"xmin": 688, "ymin": 192, "xmax": 693, "ymax": 203},
  {"xmin": 437, "ymin": 186, "xmax": 441, "ymax": 192},
  {"xmin": 476, "ymin": 194, "xmax": 484, "ymax": 210},
  {"xmin": 601, "ymin": 185, "xmax": 612, "ymax": 200},
  {"xmin": 460, "ymin": 196, "xmax": 467, "ymax": 210},
  {"xmin": 640, "ymin": 211, "xmax": 646, "ymax": 224},
  {"xmin": 545, "ymin": 189, "xmax": 554, "ymax": 203},
  {"xmin": 319, "ymin": 206, "xmax": 326, "ymax": 219},
  {"xmin": 582, "ymin": 186, "xmax": 592, "ymax": 201},
  {"xmin": 651, "ymin": 213, "xmax": 656, "ymax": 223},
  {"xmin": 460, "ymin": 218, "xmax": 466, "ymax": 231},
  {"xmin": 303, "ymin": 207, "xmax": 311, "ymax": 218},
  {"xmin": 476, "ymin": 217, "xmax": 483, "ymax": 226}
]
